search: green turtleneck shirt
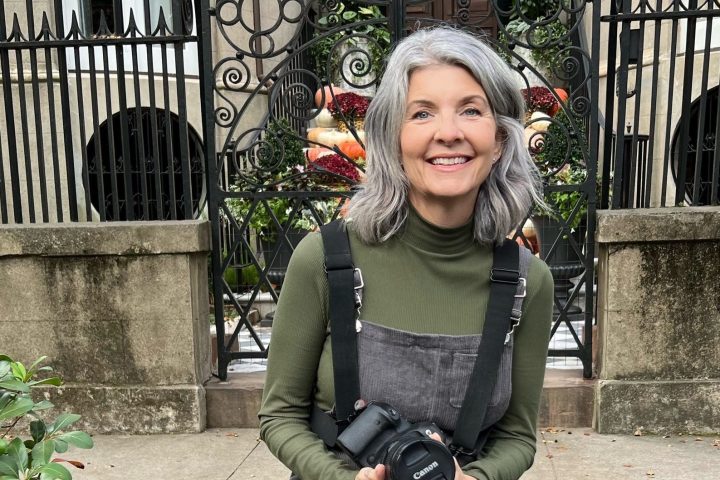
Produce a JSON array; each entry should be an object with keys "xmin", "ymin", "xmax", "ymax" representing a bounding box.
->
[{"xmin": 259, "ymin": 209, "xmax": 554, "ymax": 480}]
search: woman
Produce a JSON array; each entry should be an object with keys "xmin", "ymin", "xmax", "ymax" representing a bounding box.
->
[{"xmin": 259, "ymin": 27, "xmax": 554, "ymax": 480}]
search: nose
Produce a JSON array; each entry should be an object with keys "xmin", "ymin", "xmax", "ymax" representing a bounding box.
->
[{"xmin": 433, "ymin": 114, "xmax": 464, "ymax": 143}]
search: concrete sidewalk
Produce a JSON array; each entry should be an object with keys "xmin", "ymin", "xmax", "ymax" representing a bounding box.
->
[{"xmin": 70, "ymin": 427, "xmax": 719, "ymax": 480}]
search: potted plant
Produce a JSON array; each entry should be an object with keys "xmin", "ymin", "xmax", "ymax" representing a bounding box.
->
[
  {"xmin": 327, "ymin": 91, "xmax": 370, "ymax": 133},
  {"xmin": 0, "ymin": 354, "xmax": 93, "ymax": 480}
]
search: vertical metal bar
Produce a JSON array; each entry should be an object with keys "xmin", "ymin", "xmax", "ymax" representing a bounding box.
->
[
  {"xmin": 252, "ymin": 0, "xmax": 263, "ymax": 81},
  {"xmin": 674, "ymin": 0, "xmax": 699, "ymax": 206},
  {"xmin": 102, "ymin": 42, "xmax": 121, "ymax": 218},
  {"xmin": 197, "ymin": 0, "xmax": 227, "ymax": 379},
  {"xmin": 160, "ymin": 33, "xmax": 177, "ymax": 219},
  {"xmin": 0, "ymin": 1, "xmax": 23, "ymax": 222},
  {"xmin": 660, "ymin": 1, "xmax": 682, "ymax": 207},
  {"xmin": 143, "ymin": 0, "xmax": 163, "ymax": 219},
  {"xmin": 642, "ymin": 1, "xmax": 663, "ymax": 208},
  {"xmin": 713, "ymin": 59, "xmax": 720, "ymax": 205},
  {"xmin": 600, "ymin": 2, "xmax": 619, "ymax": 210},
  {"xmin": 628, "ymin": 7, "xmax": 648, "ymax": 209},
  {"xmin": 612, "ymin": 1, "xmax": 632, "ymax": 208},
  {"xmin": 25, "ymin": 1, "xmax": 49, "ymax": 222},
  {"xmin": 72, "ymin": 35, "xmax": 92, "ymax": 220},
  {"xmin": 88, "ymin": 40, "xmax": 107, "ymax": 221},
  {"xmin": 54, "ymin": 0, "xmax": 78, "ymax": 221},
  {"xmin": 172, "ymin": 0, "xmax": 193, "ymax": 219},
  {"xmin": 43, "ymin": 13, "xmax": 63, "ymax": 221},
  {"xmin": 113, "ymin": 0, "xmax": 135, "ymax": 220},
  {"xmin": 128, "ymin": 9, "xmax": 149, "ymax": 220},
  {"xmin": 15, "ymin": 41, "xmax": 37, "ymax": 222},
  {"xmin": 691, "ymin": 7, "xmax": 713, "ymax": 204}
]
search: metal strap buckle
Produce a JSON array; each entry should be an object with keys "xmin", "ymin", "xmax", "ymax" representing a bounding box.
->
[
  {"xmin": 505, "ymin": 315, "xmax": 521, "ymax": 345},
  {"xmin": 449, "ymin": 444, "xmax": 477, "ymax": 459},
  {"xmin": 515, "ymin": 277, "xmax": 527, "ymax": 298},
  {"xmin": 353, "ymin": 268, "xmax": 364, "ymax": 310}
]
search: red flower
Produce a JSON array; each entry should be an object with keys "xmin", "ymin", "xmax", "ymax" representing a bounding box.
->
[
  {"xmin": 327, "ymin": 92, "xmax": 370, "ymax": 120},
  {"xmin": 521, "ymin": 86, "xmax": 559, "ymax": 115},
  {"xmin": 308, "ymin": 153, "xmax": 360, "ymax": 182}
]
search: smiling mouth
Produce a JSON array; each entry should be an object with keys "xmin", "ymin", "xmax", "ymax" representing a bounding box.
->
[{"xmin": 428, "ymin": 156, "xmax": 470, "ymax": 166}]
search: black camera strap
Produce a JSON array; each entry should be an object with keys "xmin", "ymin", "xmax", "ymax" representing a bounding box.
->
[
  {"xmin": 315, "ymin": 222, "xmax": 524, "ymax": 458},
  {"xmin": 450, "ymin": 238, "xmax": 520, "ymax": 461},
  {"xmin": 320, "ymin": 220, "xmax": 361, "ymax": 427}
]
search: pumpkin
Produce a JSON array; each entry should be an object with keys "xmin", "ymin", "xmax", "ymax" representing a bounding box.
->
[
  {"xmin": 305, "ymin": 147, "xmax": 332, "ymax": 162},
  {"xmin": 314, "ymin": 108, "xmax": 337, "ymax": 128},
  {"xmin": 529, "ymin": 111, "xmax": 552, "ymax": 133},
  {"xmin": 316, "ymin": 129, "xmax": 351, "ymax": 147},
  {"xmin": 550, "ymin": 88, "xmax": 569, "ymax": 116},
  {"xmin": 338, "ymin": 140, "xmax": 366, "ymax": 160},
  {"xmin": 314, "ymin": 84, "xmax": 346, "ymax": 108},
  {"xmin": 307, "ymin": 127, "xmax": 331, "ymax": 144}
]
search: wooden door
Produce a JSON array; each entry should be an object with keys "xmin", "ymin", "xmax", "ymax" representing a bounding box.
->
[{"xmin": 404, "ymin": 0, "xmax": 499, "ymax": 38}]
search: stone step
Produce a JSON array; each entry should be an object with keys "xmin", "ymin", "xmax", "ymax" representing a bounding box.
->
[{"xmin": 206, "ymin": 368, "xmax": 596, "ymax": 429}]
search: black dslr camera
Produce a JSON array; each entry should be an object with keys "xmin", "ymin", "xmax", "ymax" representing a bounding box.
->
[{"xmin": 336, "ymin": 402, "xmax": 456, "ymax": 480}]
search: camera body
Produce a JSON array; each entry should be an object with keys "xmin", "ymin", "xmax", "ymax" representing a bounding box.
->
[{"xmin": 336, "ymin": 402, "xmax": 456, "ymax": 480}]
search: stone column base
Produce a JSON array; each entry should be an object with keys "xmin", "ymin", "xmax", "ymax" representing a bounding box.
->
[{"xmin": 595, "ymin": 380, "xmax": 720, "ymax": 435}]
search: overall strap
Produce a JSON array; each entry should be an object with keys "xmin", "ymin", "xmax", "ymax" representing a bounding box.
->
[
  {"xmin": 319, "ymin": 220, "xmax": 361, "ymax": 425},
  {"xmin": 450, "ymin": 239, "xmax": 521, "ymax": 459}
]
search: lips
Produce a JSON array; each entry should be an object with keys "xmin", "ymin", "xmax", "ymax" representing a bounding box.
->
[{"xmin": 427, "ymin": 156, "xmax": 471, "ymax": 166}]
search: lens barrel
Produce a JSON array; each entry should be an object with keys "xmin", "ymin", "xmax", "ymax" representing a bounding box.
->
[{"xmin": 384, "ymin": 434, "xmax": 456, "ymax": 480}]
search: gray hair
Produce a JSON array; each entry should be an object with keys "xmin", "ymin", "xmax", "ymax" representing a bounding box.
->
[{"xmin": 347, "ymin": 26, "xmax": 544, "ymax": 245}]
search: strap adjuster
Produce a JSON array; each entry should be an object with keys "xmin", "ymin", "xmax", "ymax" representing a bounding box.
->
[
  {"xmin": 449, "ymin": 444, "xmax": 477, "ymax": 459},
  {"xmin": 490, "ymin": 267, "xmax": 520, "ymax": 284}
]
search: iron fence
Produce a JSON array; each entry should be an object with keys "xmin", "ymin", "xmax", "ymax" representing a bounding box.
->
[
  {"xmin": 0, "ymin": 0, "xmax": 203, "ymax": 223},
  {"xmin": 200, "ymin": 1, "xmax": 598, "ymax": 379},
  {"xmin": 600, "ymin": 0, "xmax": 720, "ymax": 209}
]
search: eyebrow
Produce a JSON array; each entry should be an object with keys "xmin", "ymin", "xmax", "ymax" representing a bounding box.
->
[{"xmin": 407, "ymin": 95, "xmax": 493, "ymax": 110}]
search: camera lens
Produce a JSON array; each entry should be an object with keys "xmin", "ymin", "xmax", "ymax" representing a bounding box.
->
[{"xmin": 384, "ymin": 435, "xmax": 455, "ymax": 480}]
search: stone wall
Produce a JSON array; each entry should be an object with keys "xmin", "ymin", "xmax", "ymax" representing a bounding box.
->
[
  {"xmin": 0, "ymin": 220, "xmax": 212, "ymax": 433},
  {"xmin": 595, "ymin": 207, "xmax": 720, "ymax": 434}
]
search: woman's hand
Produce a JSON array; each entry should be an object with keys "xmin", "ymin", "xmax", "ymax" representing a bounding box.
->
[
  {"xmin": 355, "ymin": 464, "xmax": 386, "ymax": 480},
  {"xmin": 428, "ymin": 433, "xmax": 476, "ymax": 480}
]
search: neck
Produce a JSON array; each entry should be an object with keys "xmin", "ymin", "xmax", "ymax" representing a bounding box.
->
[{"xmin": 408, "ymin": 194, "xmax": 475, "ymax": 228}]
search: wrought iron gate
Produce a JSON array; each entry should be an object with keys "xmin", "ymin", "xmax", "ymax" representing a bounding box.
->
[{"xmin": 196, "ymin": 1, "xmax": 598, "ymax": 380}]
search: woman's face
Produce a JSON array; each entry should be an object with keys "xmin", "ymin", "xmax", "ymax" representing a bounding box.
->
[{"xmin": 400, "ymin": 64, "xmax": 502, "ymax": 223}]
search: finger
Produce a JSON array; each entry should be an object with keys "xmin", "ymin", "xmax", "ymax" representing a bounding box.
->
[{"xmin": 428, "ymin": 432, "xmax": 442, "ymax": 442}]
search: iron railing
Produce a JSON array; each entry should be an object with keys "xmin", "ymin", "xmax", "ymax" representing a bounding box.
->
[
  {"xmin": 201, "ymin": 1, "xmax": 598, "ymax": 379},
  {"xmin": 600, "ymin": 0, "xmax": 720, "ymax": 209},
  {"xmin": 0, "ymin": 0, "xmax": 203, "ymax": 223}
]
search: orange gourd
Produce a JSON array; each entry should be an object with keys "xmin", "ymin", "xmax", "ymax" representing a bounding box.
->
[
  {"xmin": 338, "ymin": 140, "xmax": 366, "ymax": 160},
  {"xmin": 314, "ymin": 85, "xmax": 346, "ymax": 108},
  {"xmin": 550, "ymin": 88, "xmax": 569, "ymax": 116}
]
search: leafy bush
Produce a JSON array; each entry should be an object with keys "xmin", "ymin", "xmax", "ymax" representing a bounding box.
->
[{"xmin": 0, "ymin": 355, "xmax": 93, "ymax": 480}]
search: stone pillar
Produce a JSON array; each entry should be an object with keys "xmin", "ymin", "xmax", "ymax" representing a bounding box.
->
[
  {"xmin": 595, "ymin": 207, "xmax": 720, "ymax": 435},
  {"xmin": 0, "ymin": 220, "xmax": 212, "ymax": 433}
]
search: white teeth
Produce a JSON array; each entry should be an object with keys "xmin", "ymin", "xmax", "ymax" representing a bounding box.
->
[{"xmin": 430, "ymin": 157, "xmax": 467, "ymax": 166}]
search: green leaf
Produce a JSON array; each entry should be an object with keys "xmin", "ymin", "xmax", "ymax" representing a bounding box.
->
[
  {"xmin": 8, "ymin": 438, "xmax": 28, "ymax": 472},
  {"xmin": 31, "ymin": 440, "xmax": 55, "ymax": 467},
  {"xmin": 27, "ymin": 378, "xmax": 62, "ymax": 388},
  {"xmin": 0, "ymin": 380, "xmax": 29, "ymax": 393},
  {"xmin": 342, "ymin": 11, "xmax": 357, "ymax": 21},
  {"xmin": 53, "ymin": 439, "xmax": 68, "ymax": 454},
  {"xmin": 0, "ymin": 457, "xmax": 17, "ymax": 476},
  {"xmin": 27, "ymin": 357, "xmax": 47, "ymax": 376},
  {"xmin": 38, "ymin": 462, "xmax": 71, "ymax": 480},
  {"xmin": 0, "ymin": 392, "xmax": 14, "ymax": 410},
  {"xmin": 49, "ymin": 414, "xmax": 80, "ymax": 434},
  {"xmin": 9, "ymin": 364, "xmax": 26, "ymax": 382},
  {"xmin": 57, "ymin": 432, "xmax": 93, "ymax": 450},
  {"xmin": 0, "ymin": 397, "xmax": 34, "ymax": 421},
  {"xmin": 0, "ymin": 362, "xmax": 10, "ymax": 380},
  {"xmin": 0, "ymin": 438, "xmax": 9, "ymax": 454},
  {"xmin": 0, "ymin": 355, "xmax": 13, "ymax": 363},
  {"xmin": 32, "ymin": 401, "xmax": 54, "ymax": 411},
  {"xmin": 31, "ymin": 421, "xmax": 47, "ymax": 443}
]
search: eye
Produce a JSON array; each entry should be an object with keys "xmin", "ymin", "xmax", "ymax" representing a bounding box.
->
[
  {"xmin": 462, "ymin": 107, "xmax": 483, "ymax": 116},
  {"xmin": 410, "ymin": 110, "xmax": 431, "ymax": 120}
]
